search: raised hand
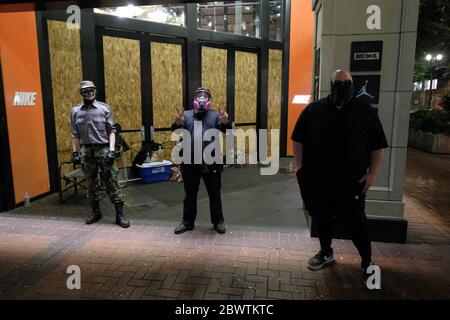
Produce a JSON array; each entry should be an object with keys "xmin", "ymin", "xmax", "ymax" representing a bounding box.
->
[
  {"xmin": 175, "ymin": 107, "xmax": 184, "ymax": 126},
  {"xmin": 218, "ymin": 106, "xmax": 229, "ymax": 124}
]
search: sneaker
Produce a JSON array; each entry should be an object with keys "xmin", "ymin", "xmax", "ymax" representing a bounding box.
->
[
  {"xmin": 214, "ymin": 222, "xmax": 227, "ymax": 234},
  {"xmin": 307, "ymin": 249, "xmax": 335, "ymax": 271},
  {"xmin": 174, "ymin": 223, "xmax": 194, "ymax": 234}
]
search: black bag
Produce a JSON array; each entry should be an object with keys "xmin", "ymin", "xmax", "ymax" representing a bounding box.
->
[
  {"xmin": 132, "ymin": 141, "xmax": 163, "ymax": 173},
  {"xmin": 114, "ymin": 123, "xmax": 130, "ymax": 152}
]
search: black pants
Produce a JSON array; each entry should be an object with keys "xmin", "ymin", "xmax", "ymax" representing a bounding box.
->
[
  {"xmin": 181, "ymin": 165, "xmax": 224, "ymax": 226},
  {"xmin": 314, "ymin": 195, "xmax": 372, "ymax": 263},
  {"xmin": 297, "ymin": 169, "xmax": 371, "ymax": 263}
]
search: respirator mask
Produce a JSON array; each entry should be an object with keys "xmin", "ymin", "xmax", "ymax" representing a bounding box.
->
[
  {"xmin": 80, "ymin": 88, "xmax": 96, "ymax": 102},
  {"xmin": 330, "ymin": 79, "xmax": 353, "ymax": 107},
  {"xmin": 193, "ymin": 88, "xmax": 211, "ymax": 115}
]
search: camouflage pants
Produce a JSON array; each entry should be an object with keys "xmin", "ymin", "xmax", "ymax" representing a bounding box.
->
[{"xmin": 81, "ymin": 145, "xmax": 124, "ymax": 204}]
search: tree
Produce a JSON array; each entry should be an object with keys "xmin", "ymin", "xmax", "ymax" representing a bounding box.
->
[
  {"xmin": 413, "ymin": 59, "xmax": 428, "ymax": 82},
  {"xmin": 416, "ymin": 0, "xmax": 450, "ymax": 57},
  {"xmin": 414, "ymin": 0, "xmax": 450, "ymax": 81}
]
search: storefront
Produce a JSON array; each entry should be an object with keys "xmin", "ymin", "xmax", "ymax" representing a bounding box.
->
[
  {"xmin": 0, "ymin": 1, "xmax": 314, "ymax": 211},
  {"xmin": 0, "ymin": 0, "xmax": 419, "ymax": 243},
  {"xmin": 0, "ymin": 4, "xmax": 50, "ymax": 211}
]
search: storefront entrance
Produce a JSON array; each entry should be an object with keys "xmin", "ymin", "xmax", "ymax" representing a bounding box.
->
[
  {"xmin": 93, "ymin": 29, "xmax": 264, "ymax": 164},
  {"xmin": 95, "ymin": 28, "xmax": 187, "ymax": 164},
  {"xmin": 34, "ymin": 2, "xmax": 285, "ymax": 195}
]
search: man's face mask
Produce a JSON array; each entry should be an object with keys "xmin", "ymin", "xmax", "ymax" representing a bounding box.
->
[
  {"xmin": 330, "ymin": 79, "xmax": 353, "ymax": 107},
  {"xmin": 80, "ymin": 88, "xmax": 96, "ymax": 102},
  {"xmin": 193, "ymin": 93, "xmax": 211, "ymax": 114}
]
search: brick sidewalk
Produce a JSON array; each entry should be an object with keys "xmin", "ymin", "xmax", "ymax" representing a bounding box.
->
[
  {"xmin": 0, "ymin": 197, "xmax": 449, "ymax": 300},
  {"xmin": 0, "ymin": 149, "xmax": 449, "ymax": 300}
]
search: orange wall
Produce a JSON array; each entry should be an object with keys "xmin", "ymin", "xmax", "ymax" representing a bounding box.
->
[
  {"xmin": 286, "ymin": 0, "xmax": 315, "ymax": 156},
  {"xmin": 0, "ymin": 7, "xmax": 50, "ymax": 203}
]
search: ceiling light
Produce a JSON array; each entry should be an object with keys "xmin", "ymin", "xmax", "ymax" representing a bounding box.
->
[
  {"xmin": 146, "ymin": 7, "xmax": 170, "ymax": 23},
  {"xmin": 115, "ymin": 4, "xmax": 144, "ymax": 18}
]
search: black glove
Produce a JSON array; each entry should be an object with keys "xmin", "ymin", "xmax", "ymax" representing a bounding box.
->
[
  {"xmin": 103, "ymin": 150, "xmax": 115, "ymax": 166},
  {"xmin": 72, "ymin": 152, "xmax": 81, "ymax": 165}
]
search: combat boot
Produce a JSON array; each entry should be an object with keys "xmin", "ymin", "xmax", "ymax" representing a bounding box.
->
[
  {"xmin": 86, "ymin": 200, "xmax": 102, "ymax": 224},
  {"xmin": 115, "ymin": 203, "xmax": 130, "ymax": 228}
]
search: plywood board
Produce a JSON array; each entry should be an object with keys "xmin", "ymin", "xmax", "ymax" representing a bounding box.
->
[
  {"xmin": 201, "ymin": 46, "xmax": 227, "ymax": 110},
  {"xmin": 103, "ymin": 35, "xmax": 142, "ymax": 165},
  {"xmin": 267, "ymin": 49, "xmax": 282, "ymax": 156},
  {"xmin": 47, "ymin": 20, "xmax": 82, "ymax": 167},
  {"xmin": 234, "ymin": 51, "xmax": 257, "ymax": 124},
  {"xmin": 151, "ymin": 42, "xmax": 183, "ymax": 129}
]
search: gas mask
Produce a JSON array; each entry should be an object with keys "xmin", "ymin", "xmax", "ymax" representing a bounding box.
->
[
  {"xmin": 330, "ymin": 79, "xmax": 353, "ymax": 107},
  {"xmin": 80, "ymin": 88, "xmax": 96, "ymax": 103},
  {"xmin": 193, "ymin": 94, "xmax": 211, "ymax": 115}
]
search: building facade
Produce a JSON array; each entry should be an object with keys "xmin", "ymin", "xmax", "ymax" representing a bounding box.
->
[{"xmin": 0, "ymin": 0, "xmax": 420, "ymax": 243}]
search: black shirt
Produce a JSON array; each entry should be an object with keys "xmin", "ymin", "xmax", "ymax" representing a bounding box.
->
[{"xmin": 291, "ymin": 96, "xmax": 388, "ymax": 186}]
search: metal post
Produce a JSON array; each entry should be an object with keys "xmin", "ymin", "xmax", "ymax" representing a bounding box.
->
[{"xmin": 428, "ymin": 63, "xmax": 433, "ymax": 107}]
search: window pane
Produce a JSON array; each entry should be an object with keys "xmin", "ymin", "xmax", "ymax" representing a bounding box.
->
[
  {"xmin": 94, "ymin": 4, "xmax": 186, "ymax": 26},
  {"xmin": 269, "ymin": 0, "xmax": 282, "ymax": 41},
  {"xmin": 198, "ymin": 1, "xmax": 261, "ymax": 38}
]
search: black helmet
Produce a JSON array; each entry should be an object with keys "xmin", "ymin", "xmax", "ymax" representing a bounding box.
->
[{"xmin": 195, "ymin": 87, "xmax": 211, "ymax": 99}]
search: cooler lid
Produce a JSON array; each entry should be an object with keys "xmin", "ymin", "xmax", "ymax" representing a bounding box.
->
[{"xmin": 136, "ymin": 160, "xmax": 173, "ymax": 168}]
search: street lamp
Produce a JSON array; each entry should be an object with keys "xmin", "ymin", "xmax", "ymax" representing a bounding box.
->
[{"xmin": 425, "ymin": 53, "xmax": 444, "ymax": 107}]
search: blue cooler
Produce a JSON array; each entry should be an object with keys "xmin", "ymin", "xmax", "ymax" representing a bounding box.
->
[{"xmin": 136, "ymin": 160, "xmax": 172, "ymax": 184}]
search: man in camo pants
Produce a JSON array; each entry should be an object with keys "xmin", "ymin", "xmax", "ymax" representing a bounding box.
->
[{"xmin": 70, "ymin": 80, "xmax": 130, "ymax": 228}]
